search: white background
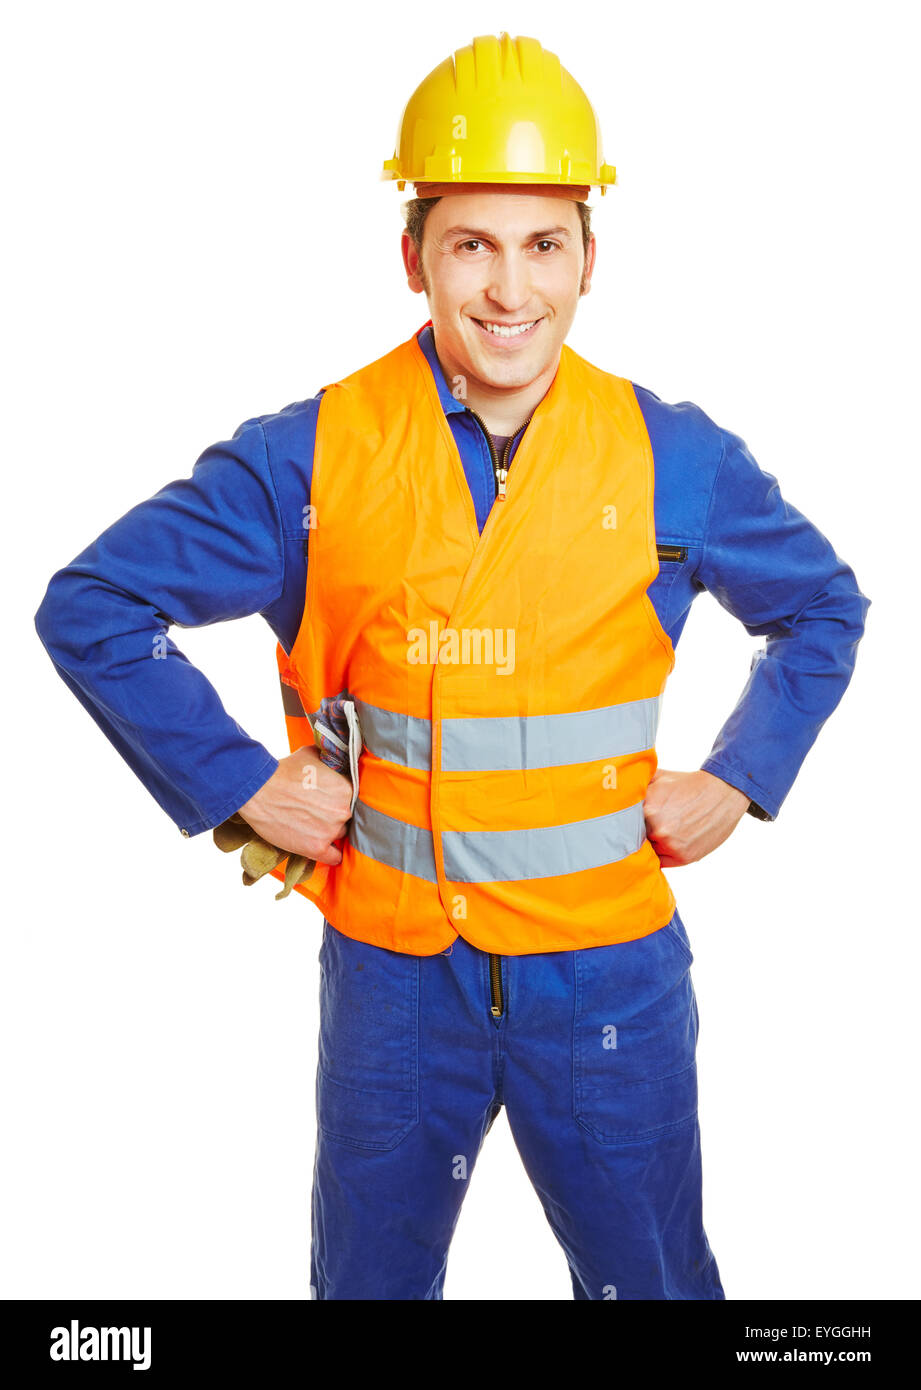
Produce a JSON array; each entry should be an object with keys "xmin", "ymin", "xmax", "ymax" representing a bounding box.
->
[{"xmin": 4, "ymin": 0, "xmax": 917, "ymax": 1299}]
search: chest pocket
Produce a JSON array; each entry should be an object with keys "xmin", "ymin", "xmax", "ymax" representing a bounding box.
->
[{"xmin": 649, "ymin": 542, "xmax": 688, "ymax": 633}]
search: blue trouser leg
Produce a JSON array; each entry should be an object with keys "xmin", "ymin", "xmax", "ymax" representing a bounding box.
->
[
  {"xmin": 311, "ymin": 910, "xmax": 723, "ymax": 1300},
  {"xmin": 310, "ymin": 920, "xmax": 500, "ymax": 1299},
  {"xmin": 500, "ymin": 910, "xmax": 724, "ymax": 1300}
]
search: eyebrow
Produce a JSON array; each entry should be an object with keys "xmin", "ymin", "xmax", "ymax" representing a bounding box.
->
[{"xmin": 441, "ymin": 225, "xmax": 574, "ymax": 241}]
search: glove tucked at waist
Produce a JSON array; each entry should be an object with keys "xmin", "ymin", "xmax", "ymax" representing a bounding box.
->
[{"xmin": 212, "ymin": 813, "xmax": 315, "ymax": 901}]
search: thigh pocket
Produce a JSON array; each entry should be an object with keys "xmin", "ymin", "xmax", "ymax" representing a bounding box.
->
[
  {"xmin": 573, "ymin": 914, "xmax": 698, "ymax": 1146},
  {"xmin": 663, "ymin": 906, "xmax": 695, "ymax": 967},
  {"xmin": 317, "ymin": 920, "xmax": 420, "ymax": 1151}
]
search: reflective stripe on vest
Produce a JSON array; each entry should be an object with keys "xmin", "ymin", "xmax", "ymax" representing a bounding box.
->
[
  {"xmin": 350, "ymin": 798, "xmax": 648, "ymax": 885},
  {"xmin": 281, "ymin": 679, "xmax": 661, "ymax": 772},
  {"xmin": 270, "ymin": 326, "xmax": 677, "ymax": 956}
]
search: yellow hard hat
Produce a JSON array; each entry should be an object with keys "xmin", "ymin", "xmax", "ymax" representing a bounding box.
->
[{"xmin": 381, "ymin": 33, "xmax": 617, "ymax": 198}]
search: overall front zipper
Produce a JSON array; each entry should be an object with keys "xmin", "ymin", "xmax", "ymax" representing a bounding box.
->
[
  {"xmin": 466, "ymin": 407, "xmax": 532, "ymax": 500},
  {"xmin": 488, "ymin": 952, "xmax": 504, "ymax": 1019}
]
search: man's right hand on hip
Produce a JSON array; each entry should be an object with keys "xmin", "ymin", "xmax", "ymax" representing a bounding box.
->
[{"xmin": 236, "ymin": 744, "xmax": 353, "ymax": 867}]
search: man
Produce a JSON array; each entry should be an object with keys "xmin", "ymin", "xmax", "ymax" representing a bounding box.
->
[{"xmin": 34, "ymin": 33, "xmax": 870, "ymax": 1299}]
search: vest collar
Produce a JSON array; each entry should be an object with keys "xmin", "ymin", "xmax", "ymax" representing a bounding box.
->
[{"xmin": 415, "ymin": 321, "xmax": 468, "ymax": 418}]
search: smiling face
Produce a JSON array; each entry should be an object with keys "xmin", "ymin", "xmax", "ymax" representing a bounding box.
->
[{"xmin": 401, "ymin": 190, "xmax": 596, "ymax": 427}]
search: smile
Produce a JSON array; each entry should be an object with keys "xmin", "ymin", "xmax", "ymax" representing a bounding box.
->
[{"xmin": 471, "ymin": 316, "xmax": 543, "ymax": 344}]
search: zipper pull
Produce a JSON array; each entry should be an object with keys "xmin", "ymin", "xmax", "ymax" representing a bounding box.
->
[{"xmin": 496, "ymin": 467, "xmax": 508, "ymax": 500}]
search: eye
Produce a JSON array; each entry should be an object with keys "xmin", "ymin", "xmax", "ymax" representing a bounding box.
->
[{"xmin": 456, "ymin": 238, "xmax": 561, "ymax": 254}]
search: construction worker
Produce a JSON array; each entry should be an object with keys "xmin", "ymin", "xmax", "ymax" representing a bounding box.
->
[{"xmin": 34, "ymin": 33, "xmax": 870, "ymax": 1300}]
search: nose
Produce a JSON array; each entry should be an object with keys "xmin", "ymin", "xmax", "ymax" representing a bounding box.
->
[{"xmin": 485, "ymin": 252, "xmax": 533, "ymax": 314}]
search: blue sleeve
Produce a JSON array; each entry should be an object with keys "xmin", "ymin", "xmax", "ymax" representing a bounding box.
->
[
  {"xmin": 33, "ymin": 415, "xmax": 288, "ymax": 837},
  {"xmin": 696, "ymin": 427, "xmax": 871, "ymax": 820}
]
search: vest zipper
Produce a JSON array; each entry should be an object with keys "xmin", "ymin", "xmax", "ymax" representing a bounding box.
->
[
  {"xmin": 488, "ymin": 952, "xmax": 504, "ymax": 1018},
  {"xmin": 466, "ymin": 408, "xmax": 532, "ymax": 501}
]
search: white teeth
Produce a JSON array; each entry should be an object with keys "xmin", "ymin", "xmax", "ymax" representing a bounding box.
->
[{"xmin": 477, "ymin": 319, "xmax": 538, "ymax": 338}]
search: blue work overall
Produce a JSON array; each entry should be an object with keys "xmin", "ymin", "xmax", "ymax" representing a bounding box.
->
[{"xmin": 311, "ymin": 909, "xmax": 724, "ymax": 1300}]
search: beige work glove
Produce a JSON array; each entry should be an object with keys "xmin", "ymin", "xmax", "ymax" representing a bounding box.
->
[{"xmin": 212, "ymin": 812, "xmax": 315, "ymax": 901}]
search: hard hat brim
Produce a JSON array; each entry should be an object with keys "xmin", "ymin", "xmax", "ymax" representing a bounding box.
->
[{"xmin": 412, "ymin": 181, "xmax": 592, "ymax": 202}]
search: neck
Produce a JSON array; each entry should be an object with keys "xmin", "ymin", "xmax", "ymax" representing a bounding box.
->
[{"xmin": 431, "ymin": 333, "xmax": 559, "ymax": 436}]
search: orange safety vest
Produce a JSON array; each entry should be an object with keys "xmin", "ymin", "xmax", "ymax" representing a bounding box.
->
[{"xmin": 270, "ymin": 327, "xmax": 677, "ymax": 956}]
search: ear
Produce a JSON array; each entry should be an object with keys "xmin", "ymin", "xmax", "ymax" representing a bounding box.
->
[
  {"xmin": 401, "ymin": 230, "xmax": 426, "ymax": 295},
  {"xmin": 580, "ymin": 232, "xmax": 597, "ymax": 295}
]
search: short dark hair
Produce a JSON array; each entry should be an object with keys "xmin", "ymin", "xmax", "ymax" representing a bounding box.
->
[{"xmin": 401, "ymin": 195, "xmax": 593, "ymax": 262}]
